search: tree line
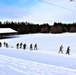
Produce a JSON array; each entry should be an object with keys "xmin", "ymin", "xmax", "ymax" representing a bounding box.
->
[{"xmin": 0, "ymin": 21, "xmax": 76, "ymax": 34}]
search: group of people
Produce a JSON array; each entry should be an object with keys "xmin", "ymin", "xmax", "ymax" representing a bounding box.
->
[
  {"xmin": 0, "ymin": 42, "xmax": 8, "ymax": 48},
  {"xmin": 0, "ymin": 42, "xmax": 71, "ymax": 55},
  {"xmin": 16, "ymin": 43, "xmax": 26, "ymax": 49},
  {"xmin": 16, "ymin": 43, "xmax": 38, "ymax": 50},
  {"xmin": 0, "ymin": 42, "xmax": 38, "ymax": 51},
  {"xmin": 58, "ymin": 45, "xmax": 70, "ymax": 55}
]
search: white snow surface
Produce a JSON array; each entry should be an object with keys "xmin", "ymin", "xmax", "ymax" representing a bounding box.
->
[{"xmin": 0, "ymin": 33, "xmax": 76, "ymax": 75}]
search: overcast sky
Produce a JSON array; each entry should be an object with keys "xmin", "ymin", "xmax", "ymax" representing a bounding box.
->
[{"xmin": 0, "ymin": 0, "xmax": 76, "ymax": 24}]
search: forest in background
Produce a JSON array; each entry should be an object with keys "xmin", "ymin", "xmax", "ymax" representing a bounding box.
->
[{"xmin": 0, "ymin": 21, "xmax": 76, "ymax": 34}]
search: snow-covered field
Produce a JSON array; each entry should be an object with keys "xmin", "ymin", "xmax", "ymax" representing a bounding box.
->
[{"xmin": 0, "ymin": 33, "xmax": 76, "ymax": 75}]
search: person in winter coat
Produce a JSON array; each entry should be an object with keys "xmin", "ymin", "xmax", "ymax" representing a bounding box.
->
[
  {"xmin": 4, "ymin": 42, "xmax": 6, "ymax": 47},
  {"xmin": 16, "ymin": 43, "xmax": 19, "ymax": 49},
  {"xmin": 6, "ymin": 43, "xmax": 8, "ymax": 48},
  {"xmin": 30, "ymin": 44, "xmax": 33, "ymax": 50},
  {"xmin": 58, "ymin": 45, "xmax": 63, "ymax": 54},
  {"xmin": 20, "ymin": 43, "xmax": 23, "ymax": 49},
  {"xmin": 66, "ymin": 46, "xmax": 70, "ymax": 55},
  {"xmin": 34, "ymin": 43, "xmax": 37, "ymax": 50},
  {"xmin": 23, "ymin": 43, "xmax": 26, "ymax": 50},
  {"xmin": 0, "ymin": 42, "xmax": 2, "ymax": 47}
]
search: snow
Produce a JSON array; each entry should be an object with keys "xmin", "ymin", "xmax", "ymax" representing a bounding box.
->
[
  {"xmin": 0, "ymin": 33, "xmax": 76, "ymax": 75},
  {"xmin": 0, "ymin": 28, "xmax": 17, "ymax": 33},
  {"xmin": 0, "ymin": 54, "xmax": 76, "ymax": 75}
]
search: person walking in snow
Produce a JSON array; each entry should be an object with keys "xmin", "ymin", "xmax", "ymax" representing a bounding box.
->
[
  {"xmin": 4, "ymin": 42, "xmax": 6, "ymax": 47},
  {"xmin": 0, "ymin": 42, "xmax": 2, "ymax": 47},
  {"xmin": 6, "ymin": 43, "xmax": 8, "ymax": 48},
  {"xmin": 66, "ymin": 46, "xmax": 70, "ymax": 55},
  {"xmin": 23, "ymin": 43, "xmax": 26, "ymax": 50},
  {"xmin": 34, "ymin": 43, "xmax": 37, "ymax": 50},
  {"xmin": 16, "ymin": 43, "xmax": 19, "ymax": 49},
  {"xmin": 58, "ymin": 45, "xmax": 63, "ymax": 54},
  {"xmin": 30, "ymin": 44, "xmax": 33, "ymax": 50},
  {"xmin": 20, "ymin": 43, "xmax": 23, "ymax": 49}
]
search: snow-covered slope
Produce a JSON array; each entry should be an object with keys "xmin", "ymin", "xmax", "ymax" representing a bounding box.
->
[
  {"xmin": 0, "ymin": 54, "xmax": 76, "ymax": 75},
  {"xmin": 0, "ymin": 33, "xmax": 76, "ymax": 75}
]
